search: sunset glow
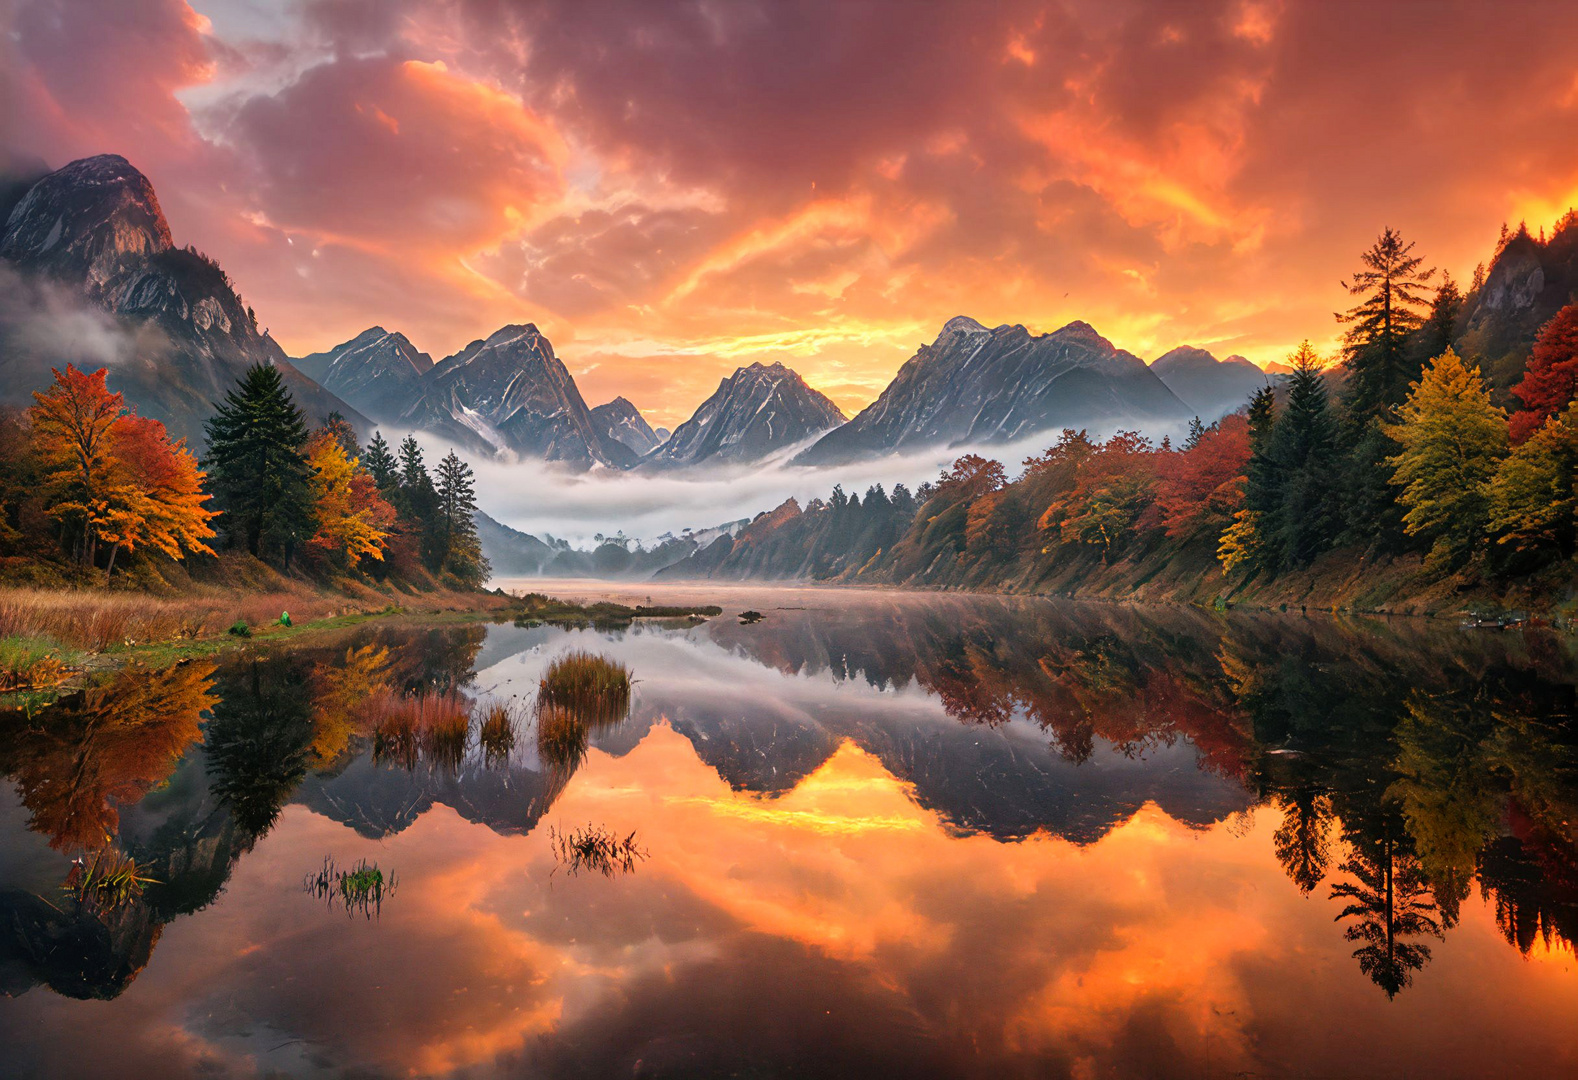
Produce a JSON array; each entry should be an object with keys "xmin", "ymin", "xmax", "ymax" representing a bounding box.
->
[{"xmin": 6, "ymin": 0, "xmax": 1577, "ymax": 426}]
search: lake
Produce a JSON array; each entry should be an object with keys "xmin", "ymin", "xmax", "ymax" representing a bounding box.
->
[{"xmin": 1, "ymin": 583, "xmax": 1575, "ymax": 1078}]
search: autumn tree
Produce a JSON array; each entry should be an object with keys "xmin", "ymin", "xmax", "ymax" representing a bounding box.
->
[
  {"xmin": 1155, "ymin": 414, "xmax": 1251, "ymax": 539},
  {"xmin": 303, "ymin": 429, "xmax": 394, "ymax": 565},
  {"xmin": 1218, "ymin": 386, "xmax": 1278, "ymax": 574},
  {"xmin": 1387, "ymin": 349, "xmax": 1508, "ymax": 569},
  {"xmin": 30, "ymin": 365, "xmax": 216, "ymax": 574},
  {"xmin": 204, "ymin": 363, "xmax": 316, "ymax": 568},
  {"xmin": 1486, "ymin": 407, "xmax": 1578, "ymax": 561},
  {"xmin": 1338, "ymin": 227, "xmax": 1437, "ymax": 421},
  {"xmin": 1508, "ymin": 303, "xmax": 1578, "ymax": 443},
  {"xmin": 1049, "ymin": 432, "xmax": 1157, "ymax": 560}
]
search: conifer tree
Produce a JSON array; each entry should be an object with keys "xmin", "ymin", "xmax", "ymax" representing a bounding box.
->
[
  {"xmin": 1269, "ymin": 343, "xmax": 1342, "ymax": 568},
  {"xmin": 432, "ymin": 450, "xmax": 487, "ymax": 586},
  {"xmin": 1338, "ymin": 227, "xmax": 1436, "ymax": 422},
  {"xmin": 203, "ymin": 363, "xmax": 315, "ymax": 567},
  {"xmin": 363, "ymin": 432, "xmax": 398, "ymax": 489},
  {"xmin": 1387, "ymin": 349, "xmax": 1508, "ymax": 569}
]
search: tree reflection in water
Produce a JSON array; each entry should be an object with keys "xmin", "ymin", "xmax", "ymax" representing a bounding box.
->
[{"xmin": 0, "ymin": 601, "xmax": 1575, "ymax": 1011}]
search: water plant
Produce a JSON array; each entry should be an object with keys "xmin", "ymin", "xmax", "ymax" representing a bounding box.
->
[
  {"xmin": 534, "ymin": 651, "xmax": 632, "ymax": 773},
  {"xmin": 64, "ymin": 847, "xmax": 158, "ymax": 910},
  {"xmin": 549, "ymin": 823, "xmax": 648, "ymax": 878},
  {"xmin": 371, "ymin": 690, "xmax": 472, "ymax": 772},
  {"xmin": 304, "ymin": 857, "xmax": 397, "ymax": 918},
  {"xmin": 477, "ymin": 699, "xmax": 519, "ymax": 765}
]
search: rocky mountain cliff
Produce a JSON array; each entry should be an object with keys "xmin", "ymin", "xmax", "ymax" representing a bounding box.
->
[
  {"xmin": 590, "ymin": 396, "xmax": 662, "ymax": 455},
  {"xmin": 292, "ymin": 326, "xmax": 433, "ymax": 425},
  {"xmin": 1149, "ymin": 345, "xmax": 1268, "ymax": 421},
  {"xmin": 794, "ymin": 317, "xmax": 1190, "ymax": 466},
  {"xmin": 647, "ymin": 361, "xmax": 846, "ymax": 467},
  {"xmin": 1457, "ymin": 218, "xmax": 1578, "ymax": 390},
  {"xmin": 400, "ymin": 324, "xmax": 634, "ymax": 467},
  {"xmin": 0, "ymin": 154, "xmax": 366, "ymax": 446}
]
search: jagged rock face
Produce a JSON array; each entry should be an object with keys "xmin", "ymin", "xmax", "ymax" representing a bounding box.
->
[
  {"xmin": 0, "ymin": 154, "xmax": 366, "ymax": 447},
  {"xmin": 1457, "ymin": 221, "xmax": 1578, "ymax": 387},
  {"xmin": 648, "ymin": 362, "xmax": 846, "ymax": 467},
  {"xmin": 795, "ymin": 317, "xmax": 1191, "ymax": 466},
  {"xmin": 590, "ymin": 395, "xmax": 662, "ymax": 455},
  {"xmin": 402, "ymin": 324, "xmax": 634, "ymax": 467},
  {"xmin": 292, "ymin": 326, "xmax": 433, "ymax": 425},
  {"xmin": 0, "ymin": 154, "xmax": 173, "ymax": 297},
  {"xmin": 1150, "ymin": 345, "xmax": 1268, "ymax": 421}
]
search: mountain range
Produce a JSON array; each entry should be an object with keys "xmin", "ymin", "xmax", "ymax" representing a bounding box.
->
[
  {"xmin": 0, "ymin": 154, "xmax": 367, "ymax": 447},
  {"xmin": 0, "ymin": 152, "xmax": 1281, "ymax": 478}
]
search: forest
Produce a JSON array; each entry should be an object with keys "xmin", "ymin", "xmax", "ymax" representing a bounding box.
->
[
  {"xmin": 0, "ymin": 362, "xmax": 488, "ymax": 593},
  {"xmin": 688, "ymin": 220, "xmax": 1578, "ymax": 612}
]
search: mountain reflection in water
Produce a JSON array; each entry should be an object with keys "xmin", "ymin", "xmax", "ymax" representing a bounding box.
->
[{"xmin": 0, "ymin": 588, "xmax": 1576, "ymax": 1078}]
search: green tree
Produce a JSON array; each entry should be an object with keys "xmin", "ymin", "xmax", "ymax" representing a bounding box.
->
[
  {"xmin": 203, "ymin": 363, "xmax": 315, "ymax": 567},
  {"xmin": 431, "ymin": 451, "xmax": 488, "ymax": 586},
  {"xmin": 1387, "ymin": 349, "xmax": 1508, "ymax": 569},
  {"xmin": 1267, "ymin": 343, "xmax": 1341, "ymax": 569},
  {"xmin": 1338, "ymin": 227, "xmax": 1437, "ymax": 422},
  {"xmin": 363, "ymin": 431, "xmax": 398, "ymax": 490}
]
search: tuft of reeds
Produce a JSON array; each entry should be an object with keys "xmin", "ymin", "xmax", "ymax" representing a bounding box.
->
[
  {"xmin": 64, "ymin": 847, "xmax": 158, "ymax": 910},
  {"xmin": 304, "ymin": 857, "xmax": 397, "ymax": 919},
  {"xmin": 477, "ymin": 699, "xmax": 520, "ymax": 765},
  {"xmin": 0, "ymin": 634, "xmax": 73, "ymax": 691},
  {"xmin": 549, "ymin": 823, "xmax": 648, "ymax": 878},
  {"xmin": 371, "ymin": 691, "xmax": 472, "ymax": 772},
  {"xmin": 537, "ymin": 650, "xmax": 631, "ymax": 724}
]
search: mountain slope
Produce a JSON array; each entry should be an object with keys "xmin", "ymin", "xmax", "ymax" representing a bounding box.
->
[
  {"xmin": 401, "ymin": 324, "xmax": 634, "ymax": 467},
  {"xmin": 794, "ymin": 317, "xmax": 1191, "ymax": 466},
  {"xmin": 1150, "ymin": 345, "xmax": 1268, "ymax": 421},
  {"xmin": 0, "ymin": 154, "xmax": 366, "ymax": 446},
  {"xmin": 590, "ymin": 396, "xmax": 662, "ymax": 455},
  {"xmin": 647, "ymin": 362, "xmax": 846, "ymax": 467},
  {"xmin": 1457, "ymin": 218, "xmax": 1578, "ymax": 391},
  {"xmin": 292, "ymin": 326, "xmax": 433, "ymax": 425}
]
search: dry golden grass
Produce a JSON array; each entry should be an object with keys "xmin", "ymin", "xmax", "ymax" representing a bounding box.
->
[
  {"xmin": 477, "ymin": 699, "xmax": 520, "ymax": 765},
  {"xmin": 0, "ymin": 585, "xmax": 348, "ymax": 651}
]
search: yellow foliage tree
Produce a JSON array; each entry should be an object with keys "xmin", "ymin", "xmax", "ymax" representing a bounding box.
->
[
  {"xmin": 1386, "ymin": 349, "xmax": 1508, "ymax": 568},
  {"xmin": 305, "ymin": 430, "xmax": 390, "ymax": 562}
]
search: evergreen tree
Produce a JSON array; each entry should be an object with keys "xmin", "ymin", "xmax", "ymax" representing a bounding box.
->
[
  {"xmin": 432, "ymin": 451, "xmax": 488, "ymax": 586},
  {"xmin": 203, "ymin": 363, "xmax": 315, "ymax": 567},
  {"xmin": 1387, "ymin": 349, "xmax": 1508, "ymax": 569},
  {"xmin": 1268, "ymin": 343, "xmax": 1342, "ymax": 569},
  {"xmin": 364, "ymin": 432, "xmax": 398, "ymax": 489},
  {"xmin": 398, "ymin": 436, "xmax": 429, "ymax": 490},
  {"xmin": 322, "ymin": 411, "xmax": 360, "ymax": 459},
  {"xmin": 1183, "ymin": 415, "xmax": 1208, "ymax": 451},
  {"xmin": 1338, "ymin": 227, "xmax": 1436, "ymax": 423}
]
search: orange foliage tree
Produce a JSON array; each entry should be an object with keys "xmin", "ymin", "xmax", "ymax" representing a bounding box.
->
[
  {"xmin": 303, "ymin": 429, "xmax": 395, "ymax": 564},
  {"xmin": 1154, "ymin": 414, "xmax": 1253, "ymax": 539},
  {"xmin": 1509, "ymin": 303, "xmax": 1578, "ymax": 443},
  {"xmin": 29, "ymin": 365, "xmax": 215, "ymax": 574}
]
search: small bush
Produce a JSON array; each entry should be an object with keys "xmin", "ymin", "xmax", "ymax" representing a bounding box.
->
[{"xmin": 228, "ymin": 620, "xmax": 251, "ymax": 637}]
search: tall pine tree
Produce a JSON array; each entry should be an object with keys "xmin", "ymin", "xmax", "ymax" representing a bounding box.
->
[
  {"xmin": 203, "ymin": 363, "xmax": 315, "ymax": 568},
  {"xmin": 1269, "ymin": 343, "xmax": 1342, "ymax": 569},
  {"xmin": 1338, "ymin": 227, "xmax": 1436, "ymax": 421},
  {"xmin": 363, "ymin": 432, "xmax": 398, "ymax": 490},
  {"xmin": 431, "ymin": 451, "xmax": 487, "ymax": 586}
]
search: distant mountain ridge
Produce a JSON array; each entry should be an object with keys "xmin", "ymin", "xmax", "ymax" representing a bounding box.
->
[
  {"xmin": 647, "ymin": 361, "xmax": 847, "ymax": 468},
  {"xmin": 794, "ymin": 317, "xmax": 1191, "ymax": 466},
  {"xmin": 1149, "ymin": 345, "xmax": 1269, "ymax": 421},
  {"xmin": 293, "ymin": 326, "xmax": 433, "ymax": 424},
  {"xmin": 0, "ymin": 154, "xmax": 367, "ymax": 446},
  {"xmin": 590, "ymin": 396, "xmax": 663, "ymax": 455}
]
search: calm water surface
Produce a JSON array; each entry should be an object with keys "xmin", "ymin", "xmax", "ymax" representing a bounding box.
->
[{"xmin": 1, "ymin": 583, "xmax": 1576, "ymax": 1078}]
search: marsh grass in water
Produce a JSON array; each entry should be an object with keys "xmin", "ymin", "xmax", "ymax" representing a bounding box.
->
[
  {"xmin": 305, "ymin": 857, "xmax": 397, "ymax": 919},
  {"xmin": 549, "ymin": 823, "xmax": 648, "ymax": 878},
  {"xmin": 64, "ymin": 848, "xmax": 158, "ymax": 910},
  {"xmin": 478, "ymin": 700, "xmax": 520, "ymax": 765},
  {"xmin": 509, "ymin": 593, "xmax": 721, "ymax": 629},
  {"xmin": 534, "ymin": 651, "xmax": 633, "ymax": 772},
  {"xmin": 371, "ymin": 691, "xmax": 472, "ymax": 772}
]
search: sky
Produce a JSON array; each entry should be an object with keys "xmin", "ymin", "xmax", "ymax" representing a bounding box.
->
[{"xmin": 4, "ymin": 1, "xmax": 1578, "ymax": 429}]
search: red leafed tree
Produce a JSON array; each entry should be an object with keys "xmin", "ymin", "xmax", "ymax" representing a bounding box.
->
[
  {"xmin": 1154, "ymin": 414, "xmax": 1252, "ymax": 538},
  {"xmin": 1510, "ymin": 303, "xmax": 1578, "ymax": 443}
]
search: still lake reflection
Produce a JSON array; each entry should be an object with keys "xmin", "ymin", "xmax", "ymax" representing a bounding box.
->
[{"xmin": 1, "ymin": 585, "xmax": 1576, "ymax": 1078}]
